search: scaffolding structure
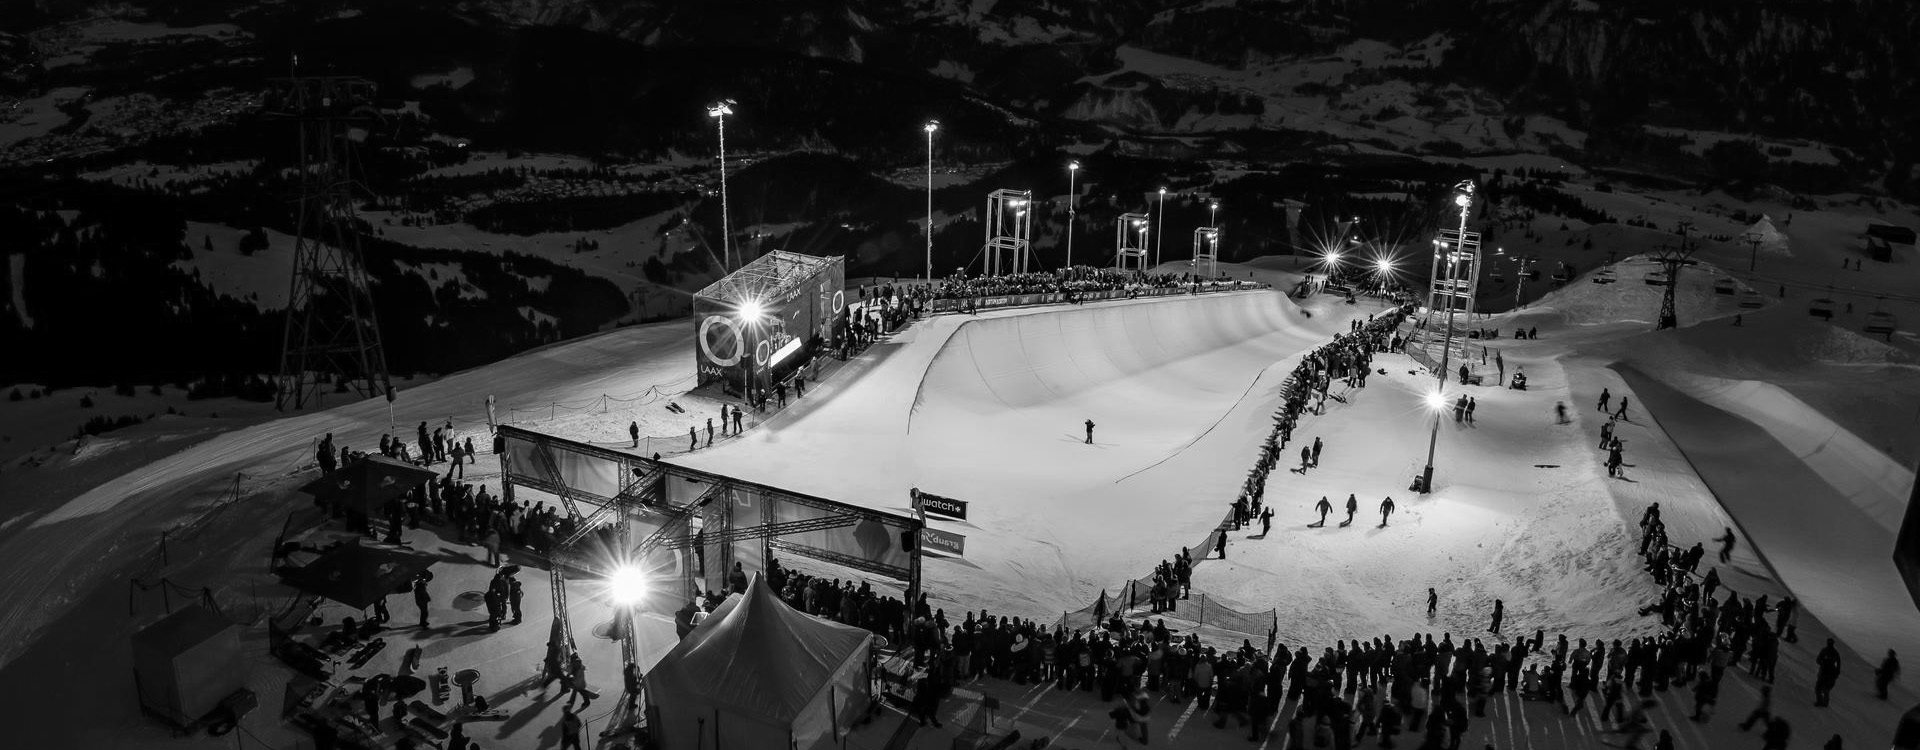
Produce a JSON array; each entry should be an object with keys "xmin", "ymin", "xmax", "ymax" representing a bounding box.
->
[
  {"xmin": 1418, "ymin": 225, "xmax": 1483, "ymax": 347},
  {"xmin": 1192, "ymin": 227, "xmax": 1221, "ymax": 279},
  {"xmin": 691, "ymin": 250, "xmax": 845, "ymax": 393},
  {"xmin": 270, "ymin": 75, "xmax": 392, "ymax": 411},
  {"xmin": 1115, "ymin": 213, "xmax": 1150, "ymax": 272},
  {"xmin": 983, "ymin": 189, "xmax": 1033, "ymax": 277}
]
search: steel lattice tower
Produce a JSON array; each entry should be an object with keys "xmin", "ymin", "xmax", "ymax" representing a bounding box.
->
[
  {"xmin": 1651, "ymin": 220, "xmax": 1700, "ymax": 331},
  {"xmin": 271, "ymin": 76, "xmax": 392, "ymax": 410}
]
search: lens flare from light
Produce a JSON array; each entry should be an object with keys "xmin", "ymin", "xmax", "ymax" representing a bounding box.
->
[
  {"xmin": 608, "ymin": 565, "xmax": 647, "ymax": 606},
  {"xmin": 1424, "ymin": 391, "xmax": 1448, "ymax": 411},
  {"xmin": 738, "ymin": 299, "xmax": 764, "ymax": 321}
]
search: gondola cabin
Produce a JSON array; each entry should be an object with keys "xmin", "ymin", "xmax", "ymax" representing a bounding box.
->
[{"xmin": 1864, "ymin": 311, "xmax": 1897, "ymax": 339}]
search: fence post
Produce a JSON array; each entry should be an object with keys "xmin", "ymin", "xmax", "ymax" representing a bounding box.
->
[
  {"xmin": 159, "ymin": 530, "xmax": 169, "ymax": 567},
  {"xmin": 161, "ymin": 584, "xmax": 171, "ymax": 615},
  {"xmin": 1197, "ymin": 594, "xmax": 1207, "ymax": 629}
]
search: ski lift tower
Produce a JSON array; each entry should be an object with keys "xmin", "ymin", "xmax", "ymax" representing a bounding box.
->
[
  {"xmin": 983, "ymin": 189, "xmax": 1033, "ymax": 277},
  {"xmin": 1649, "ymin": 220, "xmax": 1700, "ymax": 331},
  {"xmin": 1417, "ymin": 182, "xmax": 1484, "ymax": 361},
  {"xmin": 1116, "ymin": 213, "xmax": 1150, "ymax": 272},
  {"xmin": 268, "ymin": 73, "xmax": 392, "ymax": 411},
  {"xmin": 1192, "ymin": 226, "xmax": 1221, "ymax": 279}
]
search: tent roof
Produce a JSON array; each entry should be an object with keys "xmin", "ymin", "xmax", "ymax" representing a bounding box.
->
[
  {"xmin": 646, "ymin": 573, "xmax": 871, "ymax": 724},
  {"xmin": 1742, "ymin": 215, "xmax": 1791, "ymax": 255},
  {"xmin": 280, "ymin": 539, "xmax": 435, "ymax": 610},
  {"xmin": 299, "ymin": 455, "xmax": 439, "ymax": 514}
]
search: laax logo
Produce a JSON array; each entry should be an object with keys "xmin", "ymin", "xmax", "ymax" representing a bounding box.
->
[{"xmin": 698, "ymin": 315, "xmax": 744, "ymax": 366}]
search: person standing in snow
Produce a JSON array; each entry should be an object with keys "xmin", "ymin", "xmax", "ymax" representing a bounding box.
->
[
  {"xmin": 1488, "ymin": 600, "xmax": 1504, "ymax": 635},
  {"xmin": 1379, "ymin": 497, "xmax": 1396, "ymax": 527},
  {"xmin": 1600, "ymin": 419, "xmax": 1615, "ymax": 449},
  {"xmin": 413, "ymin": 575, "xmax": 431, "ymax": 629},
  {"xmin": 1427, "ymin": 587, "xmax": 1437, "ymax": 616},
  {"xmin": 1085, "ymin": 419, "xmax": 1095, "ymax": 444},
  {"xmin": 705, "ymin": 418, "xmax": 714, "ymax": 447},
  {"xmin": 732, "ymin": 407, "xmax": 743, "ymax": 434},
  {"xmin": 1814, "ymin": 638, "xmax": 1841, "ymax": 706},
  {"xmin": 1554, "ymin": 401, "xmax": 1569, "ymax": 424},
  {"xmin": 1214, "ymin": 531, "xmax": 1227, "ymax": 559},
  {"xmin": 1598, "ymin": 388, "xmax": 1611, "ymax": 413},
  {"xmin": 1311, "ymin": 437, "xmax": 1323, "ymax": 467},
  {"xmin": 1341, "ymin": 494, "xmax": 1358, "ymax": 527},
  {"xmin": 1260, "ymin": 507, "xmax": 1273, "ymax": 536},
  {"xmin": 1716, "ymin": 527, "xmax": 1737, "ymax": 563},
  {"xmin": 1875, "ymin": 650, "xmax": 1900, "ymax": 699},
  {"xmin": 1465, "ymin": 397, "xmax": 1477, "ymax": 425},
  {"xmin": 1614, "ymin": 396, "xmax": 1630, "ymax": 421},
  {"xmin": 1312, "ymin": 496, "xmax": 1332, "ymax": 528},
  {"xmin": 688, "ymin": 426, "xmax": 698, "ymax": 451}
]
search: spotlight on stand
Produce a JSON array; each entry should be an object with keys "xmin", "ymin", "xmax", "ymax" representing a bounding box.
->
[{"xmin": 737, "ymin": 299, "xmax": 764, "ymax": 322}]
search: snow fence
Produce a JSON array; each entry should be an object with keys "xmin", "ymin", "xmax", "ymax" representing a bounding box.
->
[{"xmin": 1056, "ymin": 519, "xmax": 1277, "ymax": 653}]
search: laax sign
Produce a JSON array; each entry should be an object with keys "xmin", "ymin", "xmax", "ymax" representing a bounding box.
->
[{"xmin": 919, "ymin": 527, "xmax": 965, "ymax": 558}]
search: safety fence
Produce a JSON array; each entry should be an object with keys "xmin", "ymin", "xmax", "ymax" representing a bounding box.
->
[
  {"xmin": 926, "ymin": 280, "xmax": 1269, "ymax": 315},
  {"xmin": 1054, "ymin": 513, "xmax": 1278, "ymax": 653}
]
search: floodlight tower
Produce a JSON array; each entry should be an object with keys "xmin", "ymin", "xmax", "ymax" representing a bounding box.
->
[
  {"xmin": 270, "ymin": 73, "xmax": 392, "ymax": 411},
  {"xmin": 1210, "ymin": 201, "xmax": 1220, "ymax": 229},
  {"xmin": 984, "ymin": 189, "xmax": 1034, "ymax": 276},
  {"xmin": 1192, "ymin": 226, "xmax": 1221, "ymax": 279},
  {"xmin": 1116, "ymin": 213, "xmax": 1150, "ymax": 272},
  {"xmin": 1066, "ymin": 161, "xmax": 1080, "ymax": 269},
  {"xmin": 924, "ymin": 120, "xmax": 939, "ymax": 281},
  {"xmin": 1418, "ymin": 180, "xmax": 1478, "ymax": 494},
  {"xmin": 1154, "ymin": 187, "xmax": 1168, "ymax": 268},
  {"xmin": 708, "ymin": 100, "xmax": 736, "ymax": 272}
]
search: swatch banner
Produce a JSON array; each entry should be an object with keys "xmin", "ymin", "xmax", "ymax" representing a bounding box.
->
[{"xmin": 917, "ymin": 492, "xmax": 967, "ymax": 520}]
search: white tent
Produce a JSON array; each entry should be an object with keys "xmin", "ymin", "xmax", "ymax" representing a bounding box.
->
[
  {"xmin": 646, "ymin": 573, "xmax": 873, "ymax": 750},
  {"xmin": 1741, "ymin": 215, "xmax": 1792, "ymax": 257}
]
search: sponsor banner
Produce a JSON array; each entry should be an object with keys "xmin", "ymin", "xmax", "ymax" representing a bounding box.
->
[
  {"xmin": 920, "ymin": 527, "xmax": 966, "ymax": 557},
  {"xmin": 918, "ymin": 493, "xmax": 968, "ymax": 520}
]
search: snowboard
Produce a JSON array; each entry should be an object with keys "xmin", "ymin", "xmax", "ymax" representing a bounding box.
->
[
  {"xmin": 410, "ymin": 700, "xmax": 449, "ymax": 725},
  {"xmin": 464, "ymin": 709, "xmax": 510, "ymax": 721},
  {"xmin": 666, "ymin": 402, "xmax": 686, "ymax": 414},
  {"xmin": 347, "ymin": 638, "xmax": 387, "ymax": 670},
  {"xmin": 406, "ymin": 717, "xmax": 450, "ymax": 741}
]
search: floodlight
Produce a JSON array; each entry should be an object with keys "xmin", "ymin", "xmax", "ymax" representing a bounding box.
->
[
  {"xmin": 707, "ymin": 99, "xmax": 735, "ymax": 118},
  {"xmin": 924, "ymin": 120, "xmax": 940, "ymax": 133},
  {"xmin": 1424, "ymin": 391, "xmax": 1448, "ymax": 411},
  {"xmin": 1376, "ymin": 259, "xmax": 1393, "ymax": 273},
  {"xmin": 607, "ymin": 565, "xmax": 647, "ymax": 605},
  {"xmin": 1069, "ymin": 161, "xmax": 1080, "ymax": 171},
  {"xmin": 1454, "ymin": 193, "xmax": 1470, "ymax": 208},
  {"xmin": 1325, "ymin": 252, "xmax": 1341, "ymax": 263},
  {"xmin": 738, "ymin": 299, "xmax": 764, "ymax": 321}
]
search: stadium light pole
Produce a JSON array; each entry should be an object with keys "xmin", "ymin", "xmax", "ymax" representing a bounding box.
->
[
  {"xmin": 707, "ymin": 100, "xmax": 736, "ymax": 273},
  {"xmin": 1421, "ymin": 181, "xmax": 1475, "ymax": 494},
  {"xmin": 1210, "ymin": 201, "xmax": 1219, "ymax": 228},
  {"xmin": 1067, "ymin": 161, "xmax": 1080, "ymax": 270},
  {"xmin": 1155, "ymin": 187, "xmax": 1167, "ymax": 268},
  {"xmin": 924, "ymin": 120, "xmax": 939, "ymax": 282}
]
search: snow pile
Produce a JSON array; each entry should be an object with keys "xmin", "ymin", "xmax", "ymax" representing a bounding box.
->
[{"xmin": 1740, "ymin": 215, "xmax": 1792, "ymax": 256}]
